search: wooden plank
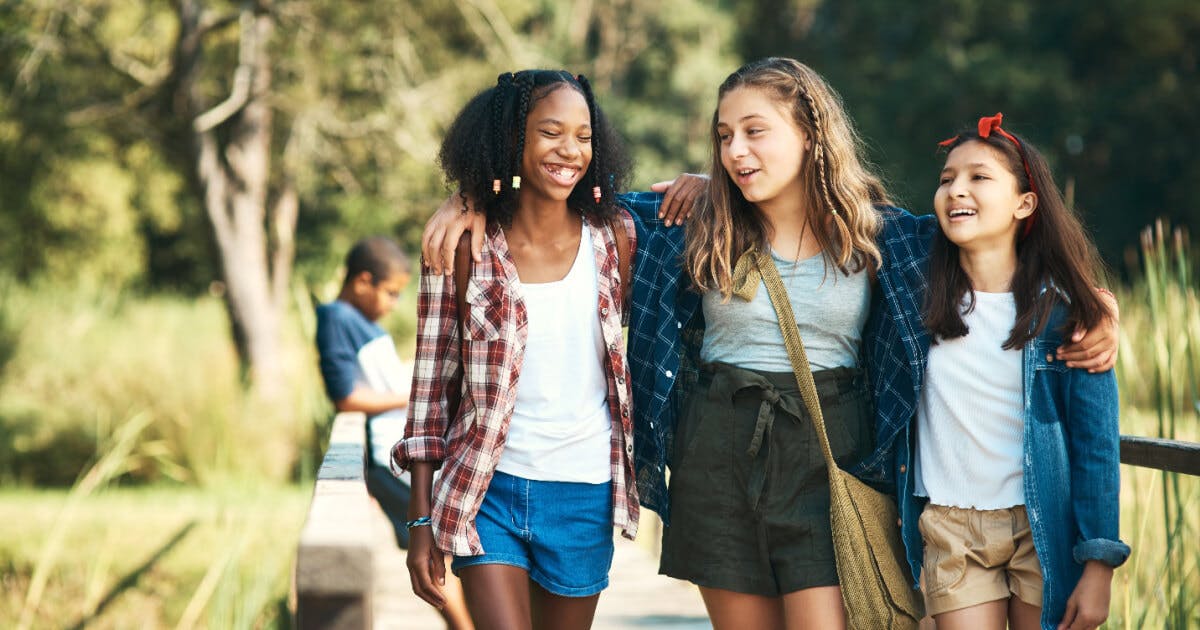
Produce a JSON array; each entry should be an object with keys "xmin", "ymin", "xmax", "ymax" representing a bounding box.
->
[
  {"xmin": 297, "ymin": 412, "xmax": 374, "ymax": 630},
  {"xmin": 1120, "ymin": 435, "xmax": 1200, "ymax": 476}
]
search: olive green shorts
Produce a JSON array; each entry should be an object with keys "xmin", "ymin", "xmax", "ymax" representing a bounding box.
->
[{"xmin": 659, "ymin": 362, "xmax": 874, "ymax": 596}]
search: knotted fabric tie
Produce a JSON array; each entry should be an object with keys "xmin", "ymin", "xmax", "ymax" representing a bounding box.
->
[{"xmin": 731, "ymin": 249, "xmax": 762, "ymax": 302}]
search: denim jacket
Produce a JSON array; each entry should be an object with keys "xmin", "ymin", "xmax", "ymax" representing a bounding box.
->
[{"xmin": 893, "ymin": 296, "xmax": 1130, "ymax": 629}]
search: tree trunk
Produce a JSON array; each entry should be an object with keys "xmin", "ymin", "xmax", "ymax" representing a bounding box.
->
[{"xmin": 175, "ymin": 0, "xmax": 288, "ymax": 399}]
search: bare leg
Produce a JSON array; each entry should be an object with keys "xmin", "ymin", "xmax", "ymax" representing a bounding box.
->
[
  {"xmin": 1007, "ymin": 596, "xmax": 1042, "ymax": 630},
  {"xmin": 699, "ymin": 586, "xmax": 785, "ymax": 630},
  {"xmin": 932, "ymin": 599, "xmax": 1007, "ymax": 630},
  {"xmin": 458, "ymin": 564, "xmax": 532, "ymax": 630},
  {"xmin": 530, "ymin": 581, "xmax": 601, "ymax": 630},
  {"xmin": 781, "ymin": 586, "xmax": 846, "ymax": 630},
  {"xmin": 439, "ymin": 570, "xmax": 474, "ymax": 630}
]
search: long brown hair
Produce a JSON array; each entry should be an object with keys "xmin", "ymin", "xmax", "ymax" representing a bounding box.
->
[
  {"xmin": 684, "ymin": 57, "xmax": 890, "ymax": 297},
  {"xmin": 924, "ymin": 131, "xmax": 1109, "ymax": 349}
]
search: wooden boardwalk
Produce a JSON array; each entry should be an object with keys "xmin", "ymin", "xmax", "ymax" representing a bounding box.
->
[{"xmin": 368, "ymin": 502, "xmax": 711, "ymax": 629}]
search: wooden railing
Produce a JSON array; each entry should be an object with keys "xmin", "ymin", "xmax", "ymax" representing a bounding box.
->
[
  {"xmin": 290, "ymin": 417, "xmax": 1197, "ymax": 629},
  {"xmin": 1120, "ymin": 434, "xmax": 1200, "ymax": 476},
  {"xmin": 295, "ymin": 412, "xmax": 374, "ymax": 630}
]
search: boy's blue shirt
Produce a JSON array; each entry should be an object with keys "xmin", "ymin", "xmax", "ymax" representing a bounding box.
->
[
  {"xmin": 617, "ymin": 192, "xmax": 937, "ymax": 521},
  {"xmin": 314, "ymin": 299, "xmax": 391, "ymax": 402}
]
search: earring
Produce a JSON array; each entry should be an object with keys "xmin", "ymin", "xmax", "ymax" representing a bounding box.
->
[
  {"xmin": 492, "ymin": 179, "xmax": 501, "ymax": 194},
  {"xmin": 511, "ymin": 176, "xmax": 521, "ymax": 190},
  {"xmin": 593, "ymin": 186, "xmax": 602, "ymax": 203}
]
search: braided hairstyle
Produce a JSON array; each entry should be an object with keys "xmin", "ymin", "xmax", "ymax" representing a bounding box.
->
[
  {"xmin": 438, "ymin": 69, "xmax": 631, "ymax": 226},
  {"xmin": 685, "ymin": 57, "xmax": 889, "ymax": 298}
]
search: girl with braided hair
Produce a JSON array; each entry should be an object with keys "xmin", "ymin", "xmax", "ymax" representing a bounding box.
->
[
  {"xmin": 393, "ymin": 69, "xmax": 638, "ymax": 629},
  {"xmin": 417, "ymin": 58, "xmax": 1122, "ymax": 630}
]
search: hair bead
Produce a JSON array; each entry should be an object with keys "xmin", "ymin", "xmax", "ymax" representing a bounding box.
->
[
  {"xmin": 492, "ymin": 179, "xmax": 501, "ymax": 194},
  {"xmin": 511, "ymin": 175, "xmax": 521, "ymax": 190},
  {"xmin": 593, "ymin": 185, "xmax": 602, "ymax": 202}
]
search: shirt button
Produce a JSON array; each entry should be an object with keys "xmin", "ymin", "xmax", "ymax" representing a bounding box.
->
[
  {"xmin": 601, "ymin": 307, "xmax": 609, "ymax": 316},
  {"xmin": 621, "ymin": 405, "xmax": 629, "ymax": 417},
  {"xmin": 898, "ymin": 465, "xmax": 906, "ymax": 473},
  {"xmin": 625, "ymin": 443, "xmax": 633, "ymax": 455},
  {"xmin": 897, "ymin": 518, "xmax": 903, "ymax": 527},
  {"xmin": 609, "ymin": 343, "xmax": 617, "ymax": 352},
  {"xmin": 676, "ymin": 321, "xmax": 682, "ymax": 329},
  {"xmin": 664, "ymin": 370, "xmax": 674, "ymax": 378},
  {"xmin": 617, "ymin": 376, "xmax": 625, "ymax": 384}
]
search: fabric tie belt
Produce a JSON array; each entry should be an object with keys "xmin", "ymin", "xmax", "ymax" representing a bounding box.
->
[{"xmin": 700, "ymin": 363, "xmax": 862, "ymax": 513}]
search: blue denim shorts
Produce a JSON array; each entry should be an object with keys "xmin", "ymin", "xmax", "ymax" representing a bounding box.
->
[{"xmin": 451, "ymin": 470, "xmax": 615, "ymax": 597}]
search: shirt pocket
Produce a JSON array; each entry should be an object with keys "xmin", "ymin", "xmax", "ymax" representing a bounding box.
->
[{"xmin": 462, "ymin": 278, "xmax": 504, "ymax": 342}]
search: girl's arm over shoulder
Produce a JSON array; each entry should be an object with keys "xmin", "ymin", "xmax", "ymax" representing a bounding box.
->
[
  {"xmin": 1056, "ymin": 290, "xmax": 1120, "ymax": 372},
  {"xmin": 421, "ymin": 196, "xmax": 487, "ymax": 276},
  {"xmin": 391, "ymin": 267, "xmax": 463, "ymax": 476},
  {"xmin": 647, "ymin": 174, "xmax": 706, "ymax": 226}
]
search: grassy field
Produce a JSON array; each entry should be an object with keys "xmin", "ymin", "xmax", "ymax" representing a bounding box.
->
[{"xmin": 0, "ymin": 484, "xmax": 310, "ymax": 629}]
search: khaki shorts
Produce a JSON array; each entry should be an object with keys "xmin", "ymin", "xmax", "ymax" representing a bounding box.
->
[{"xmin": 918, "ymin": 504, "xmax": 1044, "ymax": 617}]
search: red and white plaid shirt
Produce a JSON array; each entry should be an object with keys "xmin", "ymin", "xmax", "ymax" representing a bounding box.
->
[{"xmin": 393, "ymin": 211, "xmax": 639, "ymax": 556}]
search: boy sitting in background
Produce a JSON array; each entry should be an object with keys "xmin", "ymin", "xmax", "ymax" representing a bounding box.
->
[{"xmin": 315, "ymin": 236, "xmax": 471, "ymax": 629}]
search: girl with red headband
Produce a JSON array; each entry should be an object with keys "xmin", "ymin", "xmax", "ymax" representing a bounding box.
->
[
  {"xmin": 901, "ymin": 115, "xmax": 1129, "ymax": 630},
  {"xmin": 414, "ymin": 62, "xmax": 1126, "ymax": 627}
]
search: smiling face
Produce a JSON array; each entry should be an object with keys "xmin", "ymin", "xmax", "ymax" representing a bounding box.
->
[
  {"xmin": 934, "ymin": 140, "xmax": 1037, "ymax": 252},
  {"xmin": 715, "ymin": 86, "xmax": 811, "ymax": 212},
  {"xmin": 517, "ymin": 84, "xmax": 593, "ymax": 206}
]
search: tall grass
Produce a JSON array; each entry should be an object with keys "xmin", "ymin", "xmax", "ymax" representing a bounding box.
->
[
  {"xmin": 1114, "ymin": 220, "xmax": 1200, "ymax": 628},
  {"xmin": 0, "ymin": 280, "xmax": 331, "ymax": 486}
]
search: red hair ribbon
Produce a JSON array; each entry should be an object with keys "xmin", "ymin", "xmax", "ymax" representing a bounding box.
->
[{"xmin": 938, "ymin": 112, "xmax": 1038, "ymax": 238}]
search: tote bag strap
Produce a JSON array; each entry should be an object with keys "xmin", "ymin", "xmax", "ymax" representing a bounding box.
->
[{"xmin": 751, "ymin": 249, "xmax": 839, "ymax": 470}]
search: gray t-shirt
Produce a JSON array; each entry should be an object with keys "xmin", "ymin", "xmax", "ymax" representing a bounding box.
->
[{"xmin": 700, "ymin": 249, "xmax": 871, "ymax": 372}]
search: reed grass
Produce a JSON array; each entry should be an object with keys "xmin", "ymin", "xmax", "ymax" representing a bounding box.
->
[{"xmin": 1114, "ymin": 220, "xmax": 1200, "ymax": 628}]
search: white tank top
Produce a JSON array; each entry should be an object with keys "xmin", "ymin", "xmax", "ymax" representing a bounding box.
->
[
  {"xmin": 915, "ymin": 291, "xmax": 1025, "ymax": 509},
  {"xmin": 496, "ymin": 224, "xmax": 613, "ymax": 483}
]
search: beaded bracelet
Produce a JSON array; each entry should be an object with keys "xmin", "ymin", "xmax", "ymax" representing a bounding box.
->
[{"xmin": 405, "ymin": 516, "xmax": 432, "ymax": 529}]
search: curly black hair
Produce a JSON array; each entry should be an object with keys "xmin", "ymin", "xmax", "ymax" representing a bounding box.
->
[{"xmin": 438, "ymin": 69, "xmax": 632, "ymax": 225}]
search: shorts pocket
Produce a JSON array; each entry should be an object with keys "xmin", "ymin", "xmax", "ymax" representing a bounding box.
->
[
  {"xmin": 825, "ymin": 389, "xmax": 872, "ymax": 467},
  {"xmin": 919, "ymin": 507, "xmax": 966, "ymax": 597},
  {"xmin": 669, "ymin": 391, "xmax": 709, "ymax": 471}
]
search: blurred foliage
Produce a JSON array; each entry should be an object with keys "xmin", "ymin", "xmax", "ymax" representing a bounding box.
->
[
  {"xmin": 0, "ymin": 0, "xmax": 735, "ymax": 294},
  {"xmin": 1, "ymin": 0, "xmax": 1197, "ymax": 481},
  {"xmin": 0, "ymin": 280, "xmax": 330, "ymax": 486},
  {"xmin": 737, "ymin": 0, "xmax": 1200, "ymax": 270},
  {"xmin": 4, "ymin": 0, "xmax": 1192, "ymax": 288}
]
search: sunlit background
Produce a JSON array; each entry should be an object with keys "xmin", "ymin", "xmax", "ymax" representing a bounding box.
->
[{"xmin": 1, "ymin": 1, "xmax": 1196, "ymax": 627}]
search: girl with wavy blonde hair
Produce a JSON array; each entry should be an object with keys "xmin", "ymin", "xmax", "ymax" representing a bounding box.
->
[
  {"xmin": 686, "ymin": 57, "xmax": 886, "ymax": 295},
  {"xmin": 660, "ymin": 56, "xmax": 898, "ymax": 630}
]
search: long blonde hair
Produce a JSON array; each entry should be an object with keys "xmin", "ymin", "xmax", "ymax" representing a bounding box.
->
[{"xmin": 686, "ymin": 57, "xmax": 888, "ymax": 297}]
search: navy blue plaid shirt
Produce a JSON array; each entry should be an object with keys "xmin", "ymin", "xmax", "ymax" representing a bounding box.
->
[{"xmin": 618, "ymin": 192, "xmax": 937, "ymax": 522}]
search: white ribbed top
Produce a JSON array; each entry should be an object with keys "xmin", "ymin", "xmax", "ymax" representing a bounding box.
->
[
  {"xmin": 915, "ymin": 291, "xmax": 1025, "ymax": 509},
  {"xmin": 496, "ymin": 224, "xmax": 613, "ymax": 483}
]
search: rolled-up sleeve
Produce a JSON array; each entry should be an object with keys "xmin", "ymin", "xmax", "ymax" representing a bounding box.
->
[
  {"xmin": 391, "ymin": 267, "xmax": 462, "ymax": 474},
  {"xmin": 1067, "ymin": 367, "xmax": 1131, "ymax": 567}
]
